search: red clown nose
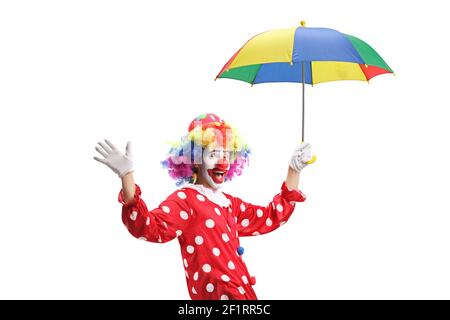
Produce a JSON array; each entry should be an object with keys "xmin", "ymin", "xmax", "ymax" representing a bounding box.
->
[{"xmin": 215, "ymin": 159, "xmax": 229, "ymax": 171}]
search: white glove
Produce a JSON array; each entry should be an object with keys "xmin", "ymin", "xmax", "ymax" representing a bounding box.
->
[
  {"xmin": 289, "ymin": 142, "xmax": 313, "ymax": 173},
  {"xmin": 94, "ymin": 140, "xmax": 134, "ymax": 178}
]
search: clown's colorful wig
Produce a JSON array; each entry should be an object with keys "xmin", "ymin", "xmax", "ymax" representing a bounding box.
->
[{"xmin": 161, "ymin": 114, "xmax": 251, "ymax": 186}]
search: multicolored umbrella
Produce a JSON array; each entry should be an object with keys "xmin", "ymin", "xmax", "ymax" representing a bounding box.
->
[{"xmin": 216, "ymin": 21, "xmax": 393, "ymax": 144}]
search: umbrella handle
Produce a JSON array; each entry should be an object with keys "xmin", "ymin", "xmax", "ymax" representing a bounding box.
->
[
  {"xmin": 307, "ymin": 154, "xmax": 317, "ymax": 165},
  {"xmin": 301, "ymin": 139, "xmax": 317, "ymax": 165}
]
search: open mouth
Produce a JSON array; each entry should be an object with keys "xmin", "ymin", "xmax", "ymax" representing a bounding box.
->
[{"xmin": 208, "ymin": 169, "xmax": 228, "ymax": 184}]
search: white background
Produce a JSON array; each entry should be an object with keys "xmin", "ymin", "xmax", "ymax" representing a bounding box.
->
[{"xmin": 1, "ymin": 0, "xmax": 449, "ymax": 299}]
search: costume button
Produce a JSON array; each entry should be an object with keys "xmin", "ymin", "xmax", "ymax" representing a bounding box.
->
[
  {"xmin": 250, "ymin": 276, "xmax": 256, "ymax": 285},
  {"xmin": 237, "ymin": 246, "xmax": 244, "ymax": 256}
]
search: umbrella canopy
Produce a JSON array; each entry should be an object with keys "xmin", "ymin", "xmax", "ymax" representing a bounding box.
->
[
  {"xmin": 216, "ymin": 23, "xmax": 393, "ymax": 85},
  {"xmin": 215, "ymin": 22, "xmax": 393, "ymax": 146}
]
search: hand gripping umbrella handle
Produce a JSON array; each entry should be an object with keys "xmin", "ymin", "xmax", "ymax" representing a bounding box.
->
[{"xmin": 300, "ymin": 140, "xmax": 317, "ymax": 165}]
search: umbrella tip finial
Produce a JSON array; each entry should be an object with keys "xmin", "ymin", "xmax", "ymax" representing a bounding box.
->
[{"xmin": 300, "ymin": 20, "xmax": 306, "ymax": 27}]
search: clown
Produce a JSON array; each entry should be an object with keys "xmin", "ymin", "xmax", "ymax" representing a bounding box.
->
[{"xmin": 94, "ymin": 113, "xmax": 313, "ymax": 300}]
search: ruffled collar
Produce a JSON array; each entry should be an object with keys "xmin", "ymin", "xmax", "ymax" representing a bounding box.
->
[{"xmin": 183, "ymin": 183, "xmax": 231, "ymax": 208}]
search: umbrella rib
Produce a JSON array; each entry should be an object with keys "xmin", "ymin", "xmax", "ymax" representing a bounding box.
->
[
  {"xmin": 250, "ymin": 64, "xmax": 262, "ymax": 86},
  {"xmin": 358, "ymin": 63, "xmax": 370, "ymax": 83}
]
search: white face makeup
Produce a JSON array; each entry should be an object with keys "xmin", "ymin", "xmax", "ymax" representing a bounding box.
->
[{"xmin": 200, "ymin": 145, "xmax": 231, "ymax": 190}]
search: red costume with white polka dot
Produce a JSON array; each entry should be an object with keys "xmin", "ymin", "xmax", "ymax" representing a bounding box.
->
[{"xmin": 119, "ymin": 182, "xmax": 305, "ymax": 300}]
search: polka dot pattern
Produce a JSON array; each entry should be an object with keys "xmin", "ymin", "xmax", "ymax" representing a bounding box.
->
[
  {"xmin": 162, "ymin": 206, "xmax": 170, "ymax": 213},
  {"xmin": 180, "ymin": 211, "xmax": 189, "ymax": 220},
  {"xmin": 202, "ymin": 264, "xmax": 211, "ymax": 273},
  {"xmin": 221, "ymin": 275, "xmax": 230, "ymax": 282},
  {"xmin": 222, "ymin": 233, "xmax": 230, "ymax": 242},
  {"xmin": 121, "ymin": 182, "xmax": 299, "ymax": 300},
  {"xmin": 186, "ymin": 245, "xmax": 195, "ymax": 254},
  {"xmin": 195, "ymin": 236, "xmax": 204, "ymax": 245},
  {"xmin": 205, "ymin": 219, "xmax": 215, "ymax": 228}
]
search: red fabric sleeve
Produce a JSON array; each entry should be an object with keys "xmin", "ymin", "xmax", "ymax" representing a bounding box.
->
[
  {"xmin": 229, "ymin": 182, "xmax": 306, "ymax": 237},
  {"xmin": 119, "ymin": 184, "xmax": 193, "ymax": 243}
]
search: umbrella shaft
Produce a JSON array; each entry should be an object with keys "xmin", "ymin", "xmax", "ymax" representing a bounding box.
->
[{"xmin": 302, "ymin": 62, "xmax": 305, "ymax": 142}]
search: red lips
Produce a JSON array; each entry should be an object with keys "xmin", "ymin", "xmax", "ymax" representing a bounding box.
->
[{"xmin": 207, "ymin": 160, "xmax": 229, "ymax": 184}]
